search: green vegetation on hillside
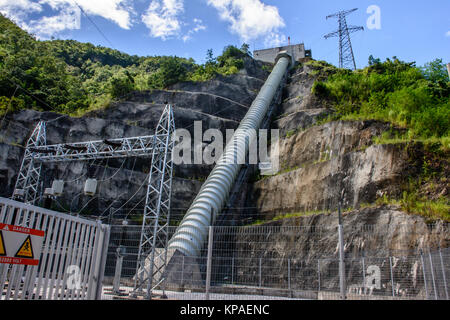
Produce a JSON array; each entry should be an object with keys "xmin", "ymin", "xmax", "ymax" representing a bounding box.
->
[
  {"xmin": 0, "ymin": 14, "xmax": 249, "ymax": 117},
  {"xmin": 310, "ymin": 57, "xmax": 450, "ymax": 150},
  {"xmin": 309, "ymin": 58, "xmax": 449, "ymax": 221}
]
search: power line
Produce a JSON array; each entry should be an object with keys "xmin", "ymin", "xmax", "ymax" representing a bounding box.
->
[
  {"xmin": 97, "ymin": 158, "xmax": 128, "ymax": 182},
  {"xmin": 103, "ymin": 171, "xmax": 149, "ymax": 217},
  {"xmin": 73, "ymin": 1, "xmax": 115, "ymax": 49},
  {"xmin": 4, "ymin": 78, "xmax": 55, "ymax": 111}
]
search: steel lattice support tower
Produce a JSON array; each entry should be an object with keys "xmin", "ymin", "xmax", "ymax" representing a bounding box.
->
[
  {"xmin": 324, "ymin": 8, "xmax": 364, "ymax": 70},
  {"xmin": 12, "ymin": 121, "xmax": 46, "ymax": 204},
  {"xmin": 133, "ymin": 105, "xmax": 175, "ymax": 298},
  {"xmin": 11, "ymin": 106, "xmax": 176, "ymax": 299}
]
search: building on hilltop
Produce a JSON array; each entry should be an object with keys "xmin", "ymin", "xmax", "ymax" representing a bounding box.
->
[{"xmin": 253, "ymin": 43, "xmax": 312, "ymax": 65}]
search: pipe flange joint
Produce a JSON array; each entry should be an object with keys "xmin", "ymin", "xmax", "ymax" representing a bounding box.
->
[{"xmin": 275, "ymin": 51, "xmax": 292, "ymax": 67}]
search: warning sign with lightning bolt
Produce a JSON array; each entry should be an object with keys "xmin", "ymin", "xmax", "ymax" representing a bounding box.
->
[
  {"xmin": 0, "ymin": 223, "xmax": 44, "ymax": 266},
  {"xmin": 0, "ymin": 231, "xmax": 6, "ymax": 256}
]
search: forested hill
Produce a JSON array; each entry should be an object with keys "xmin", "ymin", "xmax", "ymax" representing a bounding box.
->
[
  {"xmin": 0, "ymin": 13, "xmax": 448, "ymax": 148},
  {"xmin": 0, "ymin": 14, "xmax": 249, "ymax": 116}
]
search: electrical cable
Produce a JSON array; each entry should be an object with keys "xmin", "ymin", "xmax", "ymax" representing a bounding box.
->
[
  {"xmin": 0, "ymin": 85, "xmax": 19, "ymax": 128},
  {"xmin": 96, "ymin": 156, "xmax": 141, "ymax": 220},
  {"xmin": 73, "ymin": 1, "xmax": 115, "ymax": 49},
  {"xmin": 72, "ymin": 195, "xmax": 99, "ymax": 216},
  {"xmin": 126, "ymin": 157, "xmax": 137, "ymax": 191},
  {"xmin": 122, "ymin": 196, "xmax": 146, "ymax": 221},
  {"xmin": 96, "ymin": 157, "xmax": 128, "ymax": 182},
  {"xmin": 99, "ymin": 170, "xmax": 149, "ymax": 218},
  {"xmin": 97, "ymin": 191, "xmax": 129, "ymax": 220},
  {"xmin": 4, "ymin": 78, "xmax": 55, "ymax": 112}
]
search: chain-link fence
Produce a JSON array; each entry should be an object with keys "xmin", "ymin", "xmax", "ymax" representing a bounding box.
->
[{"xmin": 100, "ymin": 223, "xmax": 449, "ymax": 300}]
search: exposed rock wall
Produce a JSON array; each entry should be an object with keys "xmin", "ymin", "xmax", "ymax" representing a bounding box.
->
[
  {"xmin": 245, "ymin": 62, "xmax": 438, "ymax": 219},
  {"xmin": 0, "ymin": 59, "xmax": 270, "ymax": 220},
  {"xmin": 240, "ymin": 60, "xmax": 449, "ymax": 275},
  {"xmin": 227, "ymin": 206, "xmax": 448, "ymax": 297},
  {"xmin": 249, "ymin": 142, "xmax": 415, "ymax": 217}
]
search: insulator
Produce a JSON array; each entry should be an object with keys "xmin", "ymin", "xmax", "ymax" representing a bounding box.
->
[
  {"xmin": 52, "ymin": 180, "xmax": 64, "ymax": 196},
  {"xmin": 84, "ymin": 179, "xmax": 98, "ymax": 196}
]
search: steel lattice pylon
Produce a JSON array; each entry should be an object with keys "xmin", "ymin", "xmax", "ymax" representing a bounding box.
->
[
  {"xmin": 13, "ymin": 121, "xmax": 46, "ymax": 204},
  {"xmin": 324, "ymin": 8, "xmax": 364, "ymax": 70},
  {"xmin": 133, "ymin": 105, "xmax": 175, "ymax": 298},
  {"xmin": 12, "ymin": 107, "xmax": 176, "ymax": 299}
]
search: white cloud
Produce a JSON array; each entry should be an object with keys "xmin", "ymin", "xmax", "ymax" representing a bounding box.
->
[
  {"xmin": 207, "ymin": 0, "xmax": 286, "ymax": 45},
  {"xmin": 446, "ymin": 31, "xmax": 450, "ymax": 37},
  {"xmin": 27, "ymin": 5, "xmax": 81, "ymax": 38},
  {"xmin": 0, "ymin": 0, "xmax": 42, "ymax": 31},
  {"xmin": 0, "ymin": 0, "xmax": 134, "ymax": 39},
  {"xmin": 182, "ymin": 18, "xmax": 206, "ymax": 42},
  {"xmin": 69, "ymin": 0, "xmax": 134, "ymax": 30},
  {"xmin": 142, "ymin": 0, "xmax": 184, "ymax": 40},
  {"xmin": 264, "ymin": 32, "xmax": 287, "ymax": 48}
]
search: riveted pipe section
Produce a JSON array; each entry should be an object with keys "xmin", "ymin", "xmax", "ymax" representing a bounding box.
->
[{"xmin": 168, "ymin": 52, "xmax": 292, "ymax": 257}]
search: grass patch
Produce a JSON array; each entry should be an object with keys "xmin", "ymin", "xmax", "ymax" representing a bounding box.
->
[
  {"xmin": 285, "ymin": 129, "xmax": 296, "ymax": 138},
  {"xmin": 373, "ymin": 130, "xmax": 450, "ymax": 153},
  {"xmin": 310, "ymin": 57, "xmax": 449, "ymax": 151},
  {"xmin": 248, "ymin": 210, "xmax": 328, "ymax": 226},
  {"xmin": 375, "ymin": 192, "xmax": 450, "ymax": 222}
]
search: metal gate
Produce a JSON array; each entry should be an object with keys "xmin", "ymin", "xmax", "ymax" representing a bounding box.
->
[{"xmin": 0, "ymin": 197, "xmax": 110, "ymax": 300}]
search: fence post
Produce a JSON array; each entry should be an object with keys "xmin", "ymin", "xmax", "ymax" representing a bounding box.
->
[
  {"xmin": 288, "ymin": 259, "xmax": 291, "ymax": 291},
  {"xmin": 181, "ymin": 255, "xmax": 185, "ymax": 284},
  {"xmin": 317, "ymin": 259, "xmax": 321, "ymax": 292},
  {"xmin": 95, "ymin": 223, "xmax": 110, "ymax": 300},
  {"xmin": 389, "ymin": 256, "xmax": 395, "ymax": 297},
  {"xmin": 231, "ymin": 257, "xmax": 234, "ymax": 285},
  {"xmin": 259, "ymin": 258, "xmax": 262, "ymax": 288},
  {"xmin": 338, "ymin": 203, "xmax": 346, "ymax": 300},
  {"xmin": 362, "ymin": 254, "xmax": 366, "ymax": 295},
  {"xmin": 420, "ymin": 250, "xmax": 429, "ymax": 300},
  {"xmin": 438, "ymin": 247, "xmax": 449, "ymax": 300},
  {"xmin": 428, "ymin": 251, "xmax": 438, "ymax": 300},
  {"xmin": 205, "ymin": 226, "xmax": 214, "ymax": 300},
  {"xmin": 113, "ymin": 247, "xmax": 125, "ymax": 294}
]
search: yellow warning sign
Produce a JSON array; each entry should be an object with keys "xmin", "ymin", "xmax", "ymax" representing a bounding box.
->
[
  {"xmin": 15, "ymin": 235, "xmax": 34, "ymax": 259},
  {"xmin": 0, "ymin": 231, "xmax": 5, "ymax": 256}
]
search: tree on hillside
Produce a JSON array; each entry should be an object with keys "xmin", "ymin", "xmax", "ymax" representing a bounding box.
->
[
  {"xmin": 109, "ymin": 75, "xmax": 134, "ymax": 99},
  {"xmin": 148, "ymin": 57, "xmax": 188, "ymax": 89},
  {"xmin": 421, "ymin": 59, "xmax": 449, "ymax": 83},
  {"xmin": 368, "ymin": 55, "xmax": 381, "ymax": 66},
  {"xmin": 240, "ymin": 43, "xmax": 252, "ymax": 57}
]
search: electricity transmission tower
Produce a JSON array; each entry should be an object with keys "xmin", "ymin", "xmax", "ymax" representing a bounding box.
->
[
  {"xmin": 324, "ymin": 8, "xmax": 364, "ymax": 70},
  {"xmin": 12, "ymin": 106, "xmax": 176, "ymax": 299},
  {"xmin": 12, "ymin": 121, "xmax": 47, "ymax": 204},
  {"xmin": 133, "ymin": 105, "xmax": 175, "ymax": 298}
]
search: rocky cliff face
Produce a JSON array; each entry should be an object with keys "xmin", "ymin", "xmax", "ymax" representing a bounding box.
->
[
  {"xmin": 239, "ymin": 62, "xmax": 448, "ymax": 257},
  {"xmin": 243, "ymin": 63, "xmax": 445, "ymax": 217},
  {"xmin": 214, "ymin": 64, "xmax": 448, "ymax": 298},
  {"xmin": 0, "ymin": 57, "xmax": 269, "ymax": 221},
  {"xmin": 226, "ymin": 206, "xmax": 448, "ymax": 297},
  {"xmin": 0, "ymin": 58, "xmax": 447, "ymax": 251}
]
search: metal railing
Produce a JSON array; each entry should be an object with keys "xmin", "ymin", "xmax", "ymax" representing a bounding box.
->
[
  {"xmin": 0, "ymin": 197, "xmax": 110, "ymax": 300},
  {"xmin": 101, "ymin": 224, "xmax": 449, "ymax": 300}
]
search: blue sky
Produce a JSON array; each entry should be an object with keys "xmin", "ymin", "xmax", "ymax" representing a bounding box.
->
[{"xmin": 1, "ymin": 0, "xmax": 449, "ymax": 68}]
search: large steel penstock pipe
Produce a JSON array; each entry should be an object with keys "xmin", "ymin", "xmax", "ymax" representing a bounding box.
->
[{"xmin": 168, "ymin": 52, "xmax": 292, "ymax": 257}]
